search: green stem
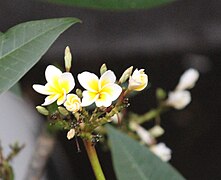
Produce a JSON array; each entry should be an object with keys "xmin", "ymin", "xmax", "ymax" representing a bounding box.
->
[
  {"xmin": 83, "ymin": 140, "xmax": 106, "ymax": 180},
  {"xmin": 136, "ymin": 107, "xmax": 165, "ymax": 124}
]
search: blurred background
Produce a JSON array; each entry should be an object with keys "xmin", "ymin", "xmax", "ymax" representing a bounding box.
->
[{"xmin": 0, "ymin": 0, "xmax": 220, "ymax": 179}]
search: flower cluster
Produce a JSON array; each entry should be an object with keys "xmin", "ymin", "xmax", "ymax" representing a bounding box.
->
[
  {"xmin": 165, "ymin": 68, "xmax": 199, "ymax": 110},
  {"xmin": 33, "ymin": 46, "xmax": 148, "ymax": 141},
  {"xmin": 125, "ymin": 68, "xmax": 199, "ymax": 161},
  {"xmin": 33, "ymin": 46, "xmax": 199, "ymax": 163}
]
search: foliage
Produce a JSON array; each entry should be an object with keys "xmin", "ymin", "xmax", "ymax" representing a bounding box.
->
[
  {"xmin": 107, "ymin": 125, "xmax": 185, "ymax": 180},
  {"xmin": 0, "ymin": 17, "xmax": 81, "ymax": 95},
  {"xmin": 0, "ymin": 142, "xmax": 24, "ymax": 180},
  {"xmin": 46, "ymin": 0, "xmax": 175, "ymax": 10}
]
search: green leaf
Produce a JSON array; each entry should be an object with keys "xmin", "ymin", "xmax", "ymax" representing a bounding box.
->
[
  {"xmin": 106, "ymin": 125, "xmax": 185, "ymax": 180},
  {"xmin": 9, "ymin": 82, "xmax": 22, "ymax": 96},
  {"xmin": 47, "ymin": 0, "xmax": 175, "ymax": 10},
  {"xmin": 0, "ymin": 17, "xmax": 81, "ymax": 95}
]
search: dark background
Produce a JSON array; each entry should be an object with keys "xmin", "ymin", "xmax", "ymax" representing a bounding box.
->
[{"xmin": 0, "ymin": 0, "xmax": 220, "ymax": 179}]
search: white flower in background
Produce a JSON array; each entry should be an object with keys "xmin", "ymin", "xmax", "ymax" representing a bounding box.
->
[
  {"xmin": 166, "ymin": 90, "xmax": 191, "ymax": 110},
  {"xmin": 149, "ymin": 125, "xmax": 165, "ymax": 138},
  {"xmin": 128, "ymin": 69, "xmax": 148, "ymax": 91},
  {"xmin": 129, "ymin": 122, "xmax": 155, "ymax": 145},
  {"xmin": 67, "ymin": 129, "xmax": 75, "ymax": 140},
  {"xmin": 33, "ymin": 65, "xmax": 75, "ymax": 106},
  {"xmin": 150, "ymin": 143, "xmax": 172, "ymax": 162},
  {"xmin": 78, "ymin": 70, "xmax": 122, "ymax": 107},
  {"xmin": 64, "ymin": 94, "xmax": 81, "ymax": 113},
  {"xmin": 176, "ymin": 68, "xmax": 199, "ymax": 91}
]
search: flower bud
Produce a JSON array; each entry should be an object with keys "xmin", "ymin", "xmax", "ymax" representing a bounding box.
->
[
  {"xmin": 129, "ymin": 122, "xmax": 155, "ymax": 145},
  {"xmin": 149, "ymin": 125, "xmax": 164, "ymax": 138},
  {"xmin": 176, "ymin": 68, "xmax": 199, "ymax": 90},
  {"xmin": 76, "ymin": 88, "xmax": 82, "ymax": 98},
  {"xmin": 119, "ymin": 66, "xmax": 133, "ymax": 84},
  {"xmin": 100, "ymin": 63, "xmax": 107, "ymax": 75},
  {"xmin": 150, "ymin": 143, "xmax": 172, "ymax": 162},
  {"xmin": 166, "ymin": 90, "xmax": 191, "ymax": 110},
  {"xmin": 128, "ymin": 69, "xmax": 148, "ymax": 91},
  {"xmin": 64, "ymin": 46, "xmax": 72, "ymax": 72},
  {"xmin": 58, "ymin": 106, "xmax": 69, "ymax": 116},
  {"xmin": 111, "ymin": 113, "xmax": 123, "ymax": 124},
  {"xmin": 36, "ymin": 106, "xmax": 49, "ymax": 116},
  {"xmin": 67, "ymin": 129, "xmax": 75, "ymax": 140},
  {"xmin": 64, "ymin": 94, "xmax": 81, "ymax": 113},
  {"xmin": 156, "ymin": 88, "xmax": 166, "ymax": 101}
]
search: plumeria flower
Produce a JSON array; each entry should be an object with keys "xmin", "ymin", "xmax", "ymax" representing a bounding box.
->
[
  {"xmin": 78, "ymin": 70, "xmax": 122, "ymax": 107},
  {"xmin": 33, "ymin": 65, "xmax": 75, "ymax": 106},
  {"xmin": 176, "ymin": 68, "xmax": 199, "ymax": 91},
  {"xmin": 128, "ymin": 69, "xmax": 148, "ymax": 91},
  {"xmin": 166, "ymin": 90, "xmax": 191, "ymax": 110},
  {"xmin": 64, "ymin": 94, "xmax": 81, "ymax": 113},
  {"xmin": 150, "ymin": 143, "xmax": 172, "ymax": 162}
]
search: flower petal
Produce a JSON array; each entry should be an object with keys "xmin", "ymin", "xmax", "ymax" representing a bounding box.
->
[
  {"xmin": 33, "ymin": 84, "xmax": 52, "ymax": 95},
  {"xmin": 42, "ymin": 94, "xmax": 59, "ymax": 106},
  {"xmin": 57, "ymin": 89, "xmax": 67, "ymax": 105},
  {"xmin": 59, "ymin": 72, "xmax": 75, "ymax": 93},
  {"xmin": 78, "ymin": 72, "xmax": 99, "ymax": 92},
  {"xmin": 101, "ymin": 84, "xmax": 122, "ymax": 101},
  {"xmin": 99, "ymin": 70, "xmax": 116, "ymax": 89},
  {"xmin": 44, "ymin": 83, "xmax": 58, "ymax": 94},
  {"xmin": 45, "ymin": 65, "xmax": 62, "ymax": 85},
  {"xmin": 81, "ymin": 90, "xmax": 98, "ymax": 107},
  {"xmin": 95, "ymin": 92, "xmax": 112, "ymax": 107}
]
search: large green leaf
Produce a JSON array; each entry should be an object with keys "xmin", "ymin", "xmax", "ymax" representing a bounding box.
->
[
  {"xmin": 107, "ymin": 125, "xmax": 185, "ymax": 180},
  {"xmin": 10, "ymin": 83, "xmax": 22, "ymax": 96},
  {"xmin": 47, "ymin": 0, "xmax": 175, "ymax": 10},
  {"xmin": 0, "ymin": 17, "xmax": 81, "ymax": 95}
]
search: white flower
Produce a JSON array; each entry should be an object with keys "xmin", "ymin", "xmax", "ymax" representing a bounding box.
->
[
  {"xmin": 176, "ymin": 68, "xmax": 199, "ymax": 91},
  {"xmin": 150, "ymin": 143, "xmax": 172, "ymax": 162},
  {"xmin": 64, "ymin": 94, "xmax": 81, "ymax": 113},
  {"xmin": 78, "ymin": 70, "xmax": 122, "ymax": 107},
  {"xmin": 33, "ymin": 65, "xmax": 75, "ymax": 106},
  {"xmin": 128, "ymin": 69, "xmax": 148, "ymax": 91},
  {"xmin": 67, "ymin": 129, "xmax": 75, "ymax": 140},
  {"xmin": 166, "ymin": 90, "xmax": 191, "ymax": 110},
  {"xmin": 130, "ymin": 122, "xmax": 155, "ymax": 145}
]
